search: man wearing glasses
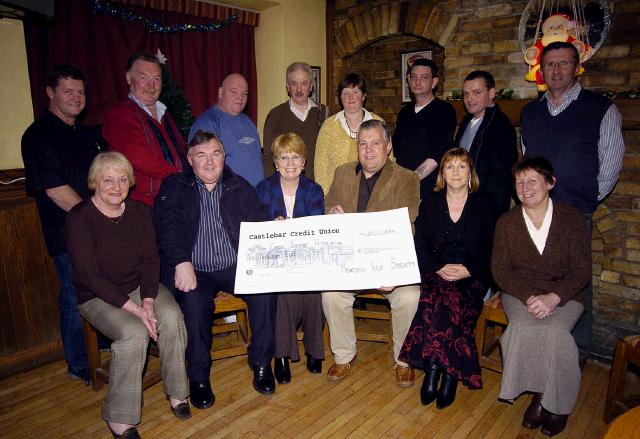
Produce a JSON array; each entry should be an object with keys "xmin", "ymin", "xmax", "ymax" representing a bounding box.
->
[{"xmin": 520, "ymin": 41, "xmax": 624, "ymax": 368}]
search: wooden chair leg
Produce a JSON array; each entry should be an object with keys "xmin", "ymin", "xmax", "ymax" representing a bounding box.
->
[
  {"xmin": 82, "ymin": 319, "xmax": 103, "ymax": 391},
  {"xmin": 604, "ymin": 339, "xmax": 629, "ymax": 423},
  {"xmin": 475, "ymin": 306, "xmax": 487, "ymax": 359},
  {"xmin": 323, "ymin": 322, "xmax": 330, "ymax": 349},
  {"xmin": 387, "ymin": 314, "xmax": 393, "ymax": 352},
  {"xmin": 236, "ymin": 308, "xmax": 249, "ymax": 344}
]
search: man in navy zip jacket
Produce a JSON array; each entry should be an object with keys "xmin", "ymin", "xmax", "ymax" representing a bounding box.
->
[{"xmin": 154, "ymin": 130, "xmax": 275, "ymax": 408}]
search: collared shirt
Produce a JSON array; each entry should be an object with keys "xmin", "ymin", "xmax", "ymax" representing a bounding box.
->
[
  {"xmin": 458, "ymin": 116, "xmax": 483, "ymax": 151},
  {"xmin": 289, "ymin": 98, "xmax": 317, "ymax": 122},
  {"xmin": 355, "ymin": 162, "xmax": 383, "ymax": 212},
  {"xmin": 522, "ymin": 82, "xmax": 625, "ymax": 201},
  {"xmin": 192, "ymin": 180, "xmax": 236, "ymax": 272},
  {"xmin": 128, "ymin": 92, "xmax": 167, "ymax": 122},
  {"xmin": 336, "ymin": 108, "xmax": 377, "ymax": 139},
  {"xmin": 522, "ymin": 199, "xmax": 554, "ymax": 255}
]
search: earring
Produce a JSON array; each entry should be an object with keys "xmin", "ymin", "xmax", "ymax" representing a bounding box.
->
[{"xmin": 468, "ymin": 177, "xmax": 471, "ymax": 189}]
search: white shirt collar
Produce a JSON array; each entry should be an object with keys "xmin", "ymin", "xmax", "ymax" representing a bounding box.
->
[
  {"xmin": 128, "ymin": 92, "xmax": 167, "ymax": 122},
  {"xmin": 336, "ymin": 109, "xmax": 375, "ymax": 138},
  {"xmin": 289, "ymin": 98, "xmax": 317, "ymax": 122},
  {"xmin": 522, "ymin": 199, "xmax": 554, "ymax": 255}
]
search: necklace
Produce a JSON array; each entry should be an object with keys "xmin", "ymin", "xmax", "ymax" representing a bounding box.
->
[
  {"xmin": 107, "ymin": 212, "xmax": 125, "ymax": 224},
  {"xmin": 92, "ymin": 197, "xmax": 125, "ymax": 224},
  {"xmin": 345, "ymin": 110, "xmax": 364, "ymax": 139}
]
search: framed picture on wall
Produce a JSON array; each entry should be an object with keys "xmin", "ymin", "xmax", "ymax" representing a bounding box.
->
[
  {"xmin": 401, "ymin": 50, "xmax": 433, "ymax": 103},
  {"xmin": 310, "ymin": 66, "xmax": 321, "ymax": 104}
]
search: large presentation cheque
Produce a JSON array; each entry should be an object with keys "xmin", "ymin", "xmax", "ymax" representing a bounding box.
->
[{"xmin": 234, "ymin": 208, "xmax": 420, "ymax": 294}]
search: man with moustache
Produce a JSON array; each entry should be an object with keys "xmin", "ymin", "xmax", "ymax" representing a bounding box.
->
[
  {"xmin": 189, "ymin": 73, "xmax": 264, "ymax": 186},
  {"xmin": 21, "ymin": 65, "xmax": 105, "ymax": 384},
  {"xmin": 393, "ymin": 58, "xmax": 456, "ymax": 198},
  {"xmin": 520, "ymin": 41, "xmax": 624, "ymax": 367},
  {"xmin": 454, "ymin": 70, "xmax": 517, "ymax": 215},
  {"xmin": 155, "ymin": 130, "xmax": 275, "ymax": 406},
  {"xmin": 262, "ymin": 62, "xmax": 328, "ymax": 178},
  {"xmin": 103, "ymin": 51, "xmax": 188, "ymax": 206}
]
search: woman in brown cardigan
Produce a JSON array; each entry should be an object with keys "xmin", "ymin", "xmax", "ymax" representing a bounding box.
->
[{"xmin": 491, "ymin": 156, "xmax": 591, "ymax": 437}]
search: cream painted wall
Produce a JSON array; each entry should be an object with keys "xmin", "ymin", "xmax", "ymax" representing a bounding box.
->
[
  {"xmin": 0, "ymin": 19, "xmax": 33, "ymax": 169},
  {"xmin": 255, "ymin": 0, "xmax": 326, "ymax": 142}
]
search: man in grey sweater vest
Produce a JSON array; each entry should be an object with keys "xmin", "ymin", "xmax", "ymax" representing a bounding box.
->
[{"xmin": 520, "ymin": 41, "xmax": 624, "ymax": 366}]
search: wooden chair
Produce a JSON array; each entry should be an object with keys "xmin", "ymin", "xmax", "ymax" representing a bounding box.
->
[
  {"xmin": 212, "ymin": 292, "xmax": 251, "ymax": 360},
  {"xmin": 296, "ymin": 324, "xmax": 331, "ymax": 348},
  {"xmin": 604, "ymin": 335, "xmax": 640, "ymax": 423},
  {"xmin": 82, "ymin": 319, "xmax": 162, "ymax": 392},
  {"xmin": 475, "ymin": 293, "xmax": 509, "ymax": 373},
  {"xmin": 352, "ymin": 292, "xmax": 393, "ymax": 351}
]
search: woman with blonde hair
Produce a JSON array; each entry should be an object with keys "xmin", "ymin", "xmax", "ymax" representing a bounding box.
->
[
  {"xmin": 256, "ymin": 133, "xmax": 325, "ymax": 384},
  {"xmin": 66, "ymin": 152, "xmax": 189, "ymax": 438}
]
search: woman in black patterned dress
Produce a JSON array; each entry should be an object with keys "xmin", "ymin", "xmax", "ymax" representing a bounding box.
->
[{"xmin": 400, "ymin": 148, "xmax": 496, "ymax": 409}]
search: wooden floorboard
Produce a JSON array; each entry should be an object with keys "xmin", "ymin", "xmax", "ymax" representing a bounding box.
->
[{"xmin": 0, "ymin": 340, "xmax": 612, "ymax": 439}]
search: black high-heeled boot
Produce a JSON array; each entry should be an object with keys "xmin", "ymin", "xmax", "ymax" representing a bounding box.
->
[
  {"xmin": 436, "ymin": 373, "xmax": 458, "ymax": 409},
  {"xmin": 420, "ymin": 360, "xmax": 441, "ymax": 406}
]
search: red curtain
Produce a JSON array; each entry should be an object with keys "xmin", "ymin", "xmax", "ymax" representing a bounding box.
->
[{"xmin": 24, "ymin": 0, "xmax": 257, "ymax": 126}]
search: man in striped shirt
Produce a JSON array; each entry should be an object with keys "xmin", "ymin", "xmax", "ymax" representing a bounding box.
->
[
  {"xmin": 520, "ymin": 41, "xmax": 624, "ymax": 367},
  {"xmin": 154, "ymin": 131, "xmax": 276, "ymax": 408}
]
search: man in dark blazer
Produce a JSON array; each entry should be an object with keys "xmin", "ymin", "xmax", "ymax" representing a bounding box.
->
[{"xmin": 455, "ymin": 70, "xmax": 518, "ymax": 215}]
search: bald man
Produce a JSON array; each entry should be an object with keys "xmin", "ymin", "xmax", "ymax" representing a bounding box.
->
[{"xmin": 189, "ymin": 73, "xmax": 264, "ymax": 186}]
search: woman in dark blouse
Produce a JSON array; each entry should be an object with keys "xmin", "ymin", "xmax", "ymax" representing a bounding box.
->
[
  {"xmin": 400, "ymin": 147, "xmax": 496, "ymax": 409},
  {"xmin": 66, "ymin": 152, "xmax": 189, "ymax": 438}
]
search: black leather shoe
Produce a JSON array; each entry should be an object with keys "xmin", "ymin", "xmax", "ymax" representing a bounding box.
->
[
  {"xmin": 274, "ymin": 357, "xmax": 291, "ymax": 384},
  {"xmin": 436, "ymin": 373, "xmax": 458, "ymax": 410},
  {"xmin": 253, "ymin": 365, "xmax": 276, "ymax": 395},
  {"xmin": 420, "ymin": 360, "xmax": 441, "ymax": 406},
  {"xmin": 541, "ymin": 409, "xmax": 569, "ymax": 436},
  {"xmin": 167, "ymin": 395, "xmax": 192, "ymax": 420},
  {"xmin": 108, "ymin": 425, "xmax": 141, "ymax": 439},
  {"xmin": 522, "ymin": 393, "xmax": 544, "ymax": 429},
  {"xmin": 306, "ymin": 353, "xmax": 322, "ymax": 374},
  {"xmin": 189, "ymin": 380, "xmax": 215, "ymax": 409}
]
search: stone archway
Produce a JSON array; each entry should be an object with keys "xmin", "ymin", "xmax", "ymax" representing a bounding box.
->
[
  {"xmin": 329, "ymin": 1, "xmax": 458, "ymax": 128},
  {"xmin": 333, "ymin": 1, "xmax": 459, "ymax": 59}
]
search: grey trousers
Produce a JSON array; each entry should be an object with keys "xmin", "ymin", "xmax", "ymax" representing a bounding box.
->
[
  {"xmin": 79, "ymin": 285, "xmax": 189, "ymax": 425},
  {"xmin": 499, "ymin": 294, "xmax": 584, "ymax": 415}
]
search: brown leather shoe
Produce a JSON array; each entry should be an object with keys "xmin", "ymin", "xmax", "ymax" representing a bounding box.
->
[
  {"xmin": 395, "ymin": 365, "xmax": 415, "ymax": 387},
  {"xmin": 327, "ymin": 355, "xmax": 357, "ymax": 382},
  {"xmin": 541, "ymin": 409, "xmax": 569, "ymax": 437},
  {"xmin": 522, "ymin": 393, "xmax": 544, "ymax": 429}
]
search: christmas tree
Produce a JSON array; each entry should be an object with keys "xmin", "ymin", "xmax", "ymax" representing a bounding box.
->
[{"xmin": 157, "ymin": 50, "xmax": 195, "ymax": 139}]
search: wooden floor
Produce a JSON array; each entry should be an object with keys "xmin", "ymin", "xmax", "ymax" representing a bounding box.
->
[{"xmin": 0, "ymin": 337, "xmax": 612, "ymax": 439}]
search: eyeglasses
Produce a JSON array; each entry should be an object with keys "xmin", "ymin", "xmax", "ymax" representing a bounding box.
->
[
  {"xmin": 541, "ymin": 60, "xmax": 575, "ymax": 71},
  {"xmin": 277, "ymin": 154, "xmax": 304, "ymax": 163}
]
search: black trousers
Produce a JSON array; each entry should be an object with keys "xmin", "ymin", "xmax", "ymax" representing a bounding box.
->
[{"xmin": 174, "ymin": 265, "xmax": 277, "ymax": 382}]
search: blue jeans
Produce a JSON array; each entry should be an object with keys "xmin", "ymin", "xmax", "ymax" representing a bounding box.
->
[{"xmin": 53, "ymin": 253, "xmax": 89, "ymax": 374}]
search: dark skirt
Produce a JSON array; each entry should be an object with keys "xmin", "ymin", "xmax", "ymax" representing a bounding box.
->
[{"xmin": 399, "ymin": 273, "xmax": 486, "ymax": 389}]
